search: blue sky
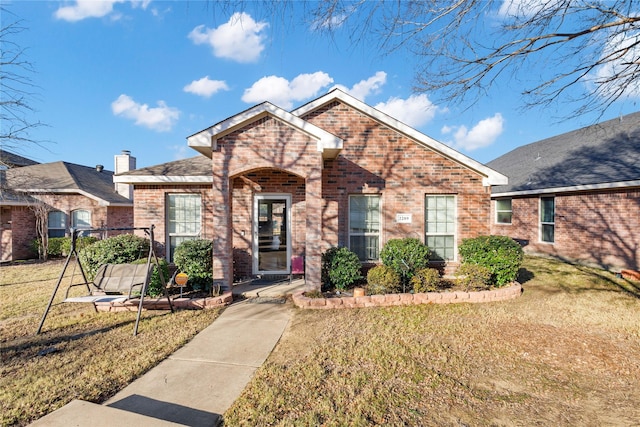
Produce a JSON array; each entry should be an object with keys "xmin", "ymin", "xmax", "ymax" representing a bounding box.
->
[{"xmin": 6, "ymin": 0, "xmax": 638, "ymax": 170}]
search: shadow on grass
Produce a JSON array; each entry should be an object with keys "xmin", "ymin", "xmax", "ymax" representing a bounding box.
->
[{"xmin": 517, "ymin": 268, "xmax": 534, "ymax": 284}]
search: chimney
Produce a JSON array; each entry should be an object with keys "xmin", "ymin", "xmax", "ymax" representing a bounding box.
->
[
  {"xmin": 96, "ymin": 164, "xmax": 104, "ymax": 172},
  {"xmin": 114, "ymin": 150, "xmax": 136, "ymax": 199}
]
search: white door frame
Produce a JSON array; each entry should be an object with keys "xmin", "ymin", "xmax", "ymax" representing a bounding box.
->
[{"xmin": 253, "ymin": 194, "xmax": 292, "ymax": 275}]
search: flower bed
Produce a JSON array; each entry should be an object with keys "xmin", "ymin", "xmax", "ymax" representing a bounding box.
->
[{"xmin": 292, "ymin": 283, "xmax": 522, "ymax": 309}]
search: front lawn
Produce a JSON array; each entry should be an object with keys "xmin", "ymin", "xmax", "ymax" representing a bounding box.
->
[
  {"xmin": 225, "ymin": 256, "xmax": 640, "ymax": 426},
  {"xmin": 0, "ymin": 260, "xmax": 222, "ymax": 426}
]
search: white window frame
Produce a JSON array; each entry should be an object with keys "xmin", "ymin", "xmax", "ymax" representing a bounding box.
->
[
  {"xmin": 348, "ymin": 194, "xmax": 381, "ymax": 262},
  {"xmin": 47, "ymin": 211, "xmax": 67, "ymax": 238},
  {"xmin": 71, "ymin": 209, "xmax": 91, "ymax": 230},
  {"xmin": 495, "ymin": 198, "xmax": 512, "ymax": 224},
  {"xmin": 166, "ymin": 193, "xmax": 202, "ymax": 261},
  {"xmin": 540, "ymin": 196, "xmax": 555, "ymax": 244},
  {"xmin": 425, "ymin": 195, "xmax": 457, "ymax": 262}
]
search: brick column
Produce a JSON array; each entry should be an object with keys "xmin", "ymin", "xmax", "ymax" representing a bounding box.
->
[
  {"xmin": 305, "ymin": 160, "xmax": 323, "ymax": 290},
  {"xmin": 211, "ymin": 168, "xmax": 233, "ymax": 290}
]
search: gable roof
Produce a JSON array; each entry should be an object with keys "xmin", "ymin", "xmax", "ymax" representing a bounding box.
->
[
  {"xmin": 2, "ymin": 161, "xmax": 132, "ymax": 206},
  {"xmin": 488, "ymin": 112, "xmax": 640, "ymax": 196},
  {"xmin": 293, "ymin": 89, "xmax": 507, "ymax": 186},
  {"xmin": 187, "ymin": 101, "xmax": 344, "ymax": 160},
  {"xmin": 113, "ymin": 156, "xmax": 212, "ymax": 184}
]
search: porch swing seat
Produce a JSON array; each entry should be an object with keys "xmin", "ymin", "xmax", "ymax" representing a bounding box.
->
[{"xmin": 63, "ymin": 263, "xmax": 154, "ymax": 304}]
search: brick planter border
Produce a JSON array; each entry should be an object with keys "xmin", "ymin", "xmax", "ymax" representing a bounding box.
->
[
  {"xmin": 292, "ymin": 283, "xmax": 522, "ymax": 309},
  {"xmin": 94, "ymin": 291, "xmax": 234, "ymax": 312}
]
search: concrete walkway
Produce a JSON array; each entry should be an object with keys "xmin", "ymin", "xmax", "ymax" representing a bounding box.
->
[{"xmin": 30, "ymin": 280, "xmax": 303, "ymax": 427}]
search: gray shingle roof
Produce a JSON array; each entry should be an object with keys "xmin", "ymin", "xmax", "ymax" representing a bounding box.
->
[
  {"xmin": 117, "ymin": 155, "xmax": 211, "ymax": 177},
  {"xmin": 488, "ymin": 112, "xmax": 640, "ymax": 194},
  {"xmin": 3, "ymin": 161, "xmax": 131, "ymax": 205},
  {"xmin": 0, "ymin": 149, "xmax": 40, "ymax": 168}
]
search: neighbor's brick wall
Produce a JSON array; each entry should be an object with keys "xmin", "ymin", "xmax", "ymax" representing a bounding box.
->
[
  {"xmin": 302, "ymin": 101, "xmax": 491, "ymax": 267},
  {"xmin": 4, "ymin": 206, "xmax": 37, "ymax": 260},
  {"xmin": 132, "ymin": 184, "xmax": 215, "ymax": 259},
  {"xmin": 491, "ymin": 189, "xmax": 640, "ymax": 270}
]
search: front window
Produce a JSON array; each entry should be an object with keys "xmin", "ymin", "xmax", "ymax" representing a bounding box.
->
[
  {"xmin": 71, "ymin": 209, "xmax": 91, "ymax": 230},
  {"xmin": 167, "ymin": 194, "xmax": 202, "ymax": 261},
  {"xmin": 540, "ymin": 197, "xmax": 555, "ymax": 243},
  {"xmin": 349, "ymin": 195, "xmax": 380, "ymax": 261},
  {"xmin": 425, "ymin": 195, "xmax": 456, "ymax": 261},
  {"xmin": 48, "ymin": 211, "xmax": 67, "ymax": 238},
  {"xmin": 495, "ymin": 199, "xmax": 512, "ymax": 224}
]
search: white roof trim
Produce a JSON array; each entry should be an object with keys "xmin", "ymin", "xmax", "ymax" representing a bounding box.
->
[
  {"xmin": 187, "ymin": 102, "xmax": 343, "ymax": 159},
  {"xmin": 10, "ymin": 188, "xmax": 130, "ymax": 207},
  {"xmin": 292, "ymin": 89, "xmax": 508, "ymax": 186},
  {"xmin": 491, "ymin": 179, "xmax": 640, "ymax": 198},
  {"xmin": 113, "ymin": 175, "xmax": 213, "ymax": 184}
]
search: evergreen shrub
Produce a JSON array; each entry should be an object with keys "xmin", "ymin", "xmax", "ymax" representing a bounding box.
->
[{"xmin": 458, "ymin": 235, "xmax": 524, "ymax": 287}]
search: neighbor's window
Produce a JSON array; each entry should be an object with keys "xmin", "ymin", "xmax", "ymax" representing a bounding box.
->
[
  {"xmin": 48, "ymin": 211, "xmax": 67, "ymax": 238},
  {"xmin": 167, "ymin": 194, "xmax": 202, "ymax": 261},
  {"xmin": 71, "ymin": 209, "xmax": 91, "ymax": 230},
  {"xmin": 425, "ymin": 195, "xmax": 456, "ymax": 261},
  {"xmin": 496, "ymin": 199, "xmax": 512, "ymax": 224},
  {"xmin": 349, "ymin": 195, "xmax": 381, "ymax": 261},
  {"xmin": 540, "ymin": 196, "xmax": 555, "ymax": 243}
]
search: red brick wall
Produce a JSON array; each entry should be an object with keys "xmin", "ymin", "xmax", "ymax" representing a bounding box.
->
[
  {"xmin": 303, "ymin": 101, "xmax": 491, "ymax": 265},
  {"xmin": 491, "ymin": 189, "xmax": 640, "ymax": 270},
  {"xmin": 133, "ymin": 185, "xmax": 215, "ymax": 259}
]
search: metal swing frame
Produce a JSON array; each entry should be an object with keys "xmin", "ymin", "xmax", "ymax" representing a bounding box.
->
[{"xmin": 37, "ymin": 225, "xmax": 174, "ymax": 336}]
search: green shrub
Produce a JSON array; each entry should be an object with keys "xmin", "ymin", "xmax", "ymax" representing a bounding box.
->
[
  {"xmin": 173, "ymin": 239, "xmax": 213, "ymax": 292},
  {"xmin": 411, "ymin": 268, "xmax": 441, "ymax": 293},
  {"xmin": 321, "ymin": 247, "xmax": 341, "ymax": 292},
  {"xmin": 62, "ymin": 236, "xmax": 98, "ymax": 255},
  {"xmin": 455, "ymin": 263, "xmax": 492, "ymax": 291},
  {"xmin": 366, "ymin": 265, "xmax": 400, "ymax": 295},
  {"xmin": 458, "ymin": 235, "xmax": 524, "ymax": 287},
  {"xmin": 380, "ymin": 238, "xmax": 431, "ymax": 289},
  {"xmin": 78, "ymin": 234, "xmax": 150, "ymax": 281},
  {"xmin": 325, "ymin": 247, "xmax": 362, "ymax": 292},
  {"xmin": 131, "ymin": 258, "xmax": 170, "ymax": 297}
]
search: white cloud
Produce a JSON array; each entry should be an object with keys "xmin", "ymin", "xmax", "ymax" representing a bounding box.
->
[
  {"xmin": 442, "ymin": 113, "xmax": 504, "ymax": 151},
  {"xmin": 188, "ymin": 12, "xmax": 268, "ymax": 63},
  {"xmin": 497, "ymin": 0, "xmax": 560, "ymax": 19},
  {"xmin": 374, "ymin": 94, "xmax": 438, "ymax": 128},
  {"xmin": 183, "ymin": 76, "xmax": 229, "ymax": 98},
  {"xmin": 333, "ymin": 71, "xmax": 387, "ymax": 102},
  {"xmin": 54, "ymin": 0, "xmax": 149, "ymax": 22},
  {"xmin": 242, "ymin": 72, "xmax": 334, "ymax": 109},
  {"xmin": 111, "ymin": 94, "xmax": 180, "ymax": 132},
  {"xmin": 592, "ymin": 31, "xmax": 640, "ymax": 99}
]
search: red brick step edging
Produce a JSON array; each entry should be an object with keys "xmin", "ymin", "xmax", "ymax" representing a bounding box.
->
[
  {"xmin": 94, "ymin": 291, "xmax": 234, "ymax": 312},
  {"xmin": 621, "ymin": 269, "xmax": 640, "ymax": 282},
  {"xmin": 292, "ymin": 283, "xmax": 522, "ymax": 309}
]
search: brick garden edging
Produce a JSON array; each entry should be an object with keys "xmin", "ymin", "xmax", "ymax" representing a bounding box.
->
[
  {"xmin": 94, "ymin": 291, "xmax": 234, "ymax": 312},
  {"xmin": 292, "ymin": 283, "xmax": 522, "ymax": 309}
]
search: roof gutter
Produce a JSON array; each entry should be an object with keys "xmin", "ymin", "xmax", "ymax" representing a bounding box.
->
[{"xmin": 491, "ymin": 179, "xmax": 640, "ymax": 198}]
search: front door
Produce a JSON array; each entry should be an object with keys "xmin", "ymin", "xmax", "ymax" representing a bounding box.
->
[{"xmin": 253, "ymin": 194, "xmax": 291, "ymax": 275}]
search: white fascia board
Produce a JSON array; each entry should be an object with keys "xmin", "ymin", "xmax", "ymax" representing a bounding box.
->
[
  {"xmin": 12, "ymin": 188, "xmax": 125, "ymax": 207},
  {"xmin": 491, "ymin": 179, "xmax": 640, "ymax": 198},
  {"xmin": 113, "ymin": 175, "xmax": 213, "ymax": 184},
  {"xmin": 293, "ymin": 89, "xmax": 508, "ymax": 186},
  {"xmin": 187, "ymin": 102, "xmax": 343, "ymax": 159}
]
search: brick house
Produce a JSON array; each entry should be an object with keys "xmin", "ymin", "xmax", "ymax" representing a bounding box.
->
[
  {"xmin": 0, "ymin": 151, "xmax": 135, "ymax": 261},
  {"xmin": 488, "ymin": 112, "xmax": 640, "ymax": 271},
  {"xmin": 115, "ymin": 89, "xmax": 507, "ymax": 290}
]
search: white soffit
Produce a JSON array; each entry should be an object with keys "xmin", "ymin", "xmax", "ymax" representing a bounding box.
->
[{"xmin": 187, "ymin": 102, "xmax": 343, "ymax": 160}]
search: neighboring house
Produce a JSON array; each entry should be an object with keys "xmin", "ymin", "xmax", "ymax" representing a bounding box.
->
[
  {"xmin": 0, "ymin": 150, "xmax": 40, "ymax": 169},
  {"xmin": 0, "ymin": 151, "xmax": 135, "ymax": 261},
  {"xmin": 115, "ymin": 89, "xmax": 507, "ymax": 290},
  {"xmin": 488, "ymin": 112, "xmax": 640, "ymax": 271}
]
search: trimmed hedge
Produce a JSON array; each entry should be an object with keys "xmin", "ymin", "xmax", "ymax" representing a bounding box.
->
[
  {"xmin": 322, "ymin": 247, "xmax": 362, "ymax": 292},
  {"xmin": 173, "ymin": 238, "xmax": 213, "ymax": 292},
  {"xmin": 380, "ymin": 238, "xmax": 431, "ymax": 288},
  {"xmin": 78, "ymin": 234, "xmax": 149, "ymax": 281},
  {"xmin": 458, "ymin": 235, "xmax": 524, "ymax": 287},
  {"xmin": 366, "ymin": 265, "xmax": 400, "ymax": 295},
  {"xmin": 411, "ymin": 268, "xmax": 441, "ymax": 293}
]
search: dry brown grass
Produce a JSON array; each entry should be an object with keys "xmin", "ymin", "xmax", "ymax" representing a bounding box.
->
[
  {"xmin": 225, "ymin": 256, "xmax": 640, "ymax": 426},
  {"xmin": 0, "ymin": 260, "xmax": 222, "ymax": 426}
]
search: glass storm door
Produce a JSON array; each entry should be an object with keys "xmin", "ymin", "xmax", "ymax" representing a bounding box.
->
[{"xmin": 253, "ymin": 194, "xmax": 291, "ymax": 275}]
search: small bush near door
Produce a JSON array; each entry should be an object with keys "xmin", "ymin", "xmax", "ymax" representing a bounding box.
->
[
  {"xmin": 321, "ymin": 247, "xmax": 362, "ymax": 292},
  {"xmin": 173, "ymin": 239, "xmax": 214, "ymax": 293}
]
